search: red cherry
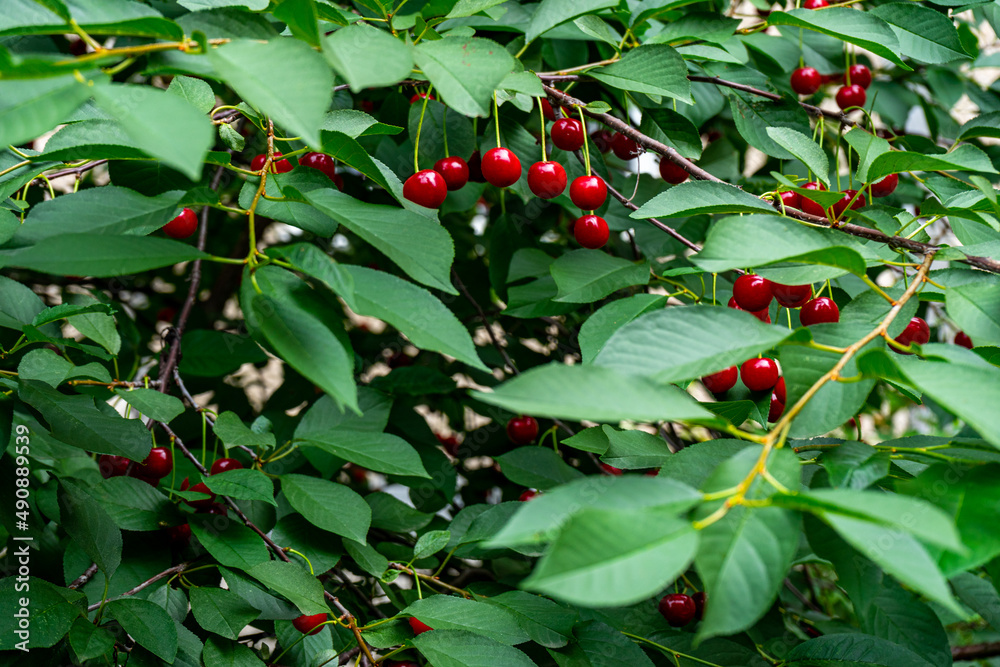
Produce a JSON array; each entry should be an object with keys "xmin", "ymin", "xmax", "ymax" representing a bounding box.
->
[
  {"xmin": 955, "ymin": 331, "xmax": 973, "ymax": 349},
  {"xmin": 658, "ymin": 159, "xmax": 689, "ymax": 184},
  {"xmin": 573, "ymin": 214, "xmax": 610, "ymax": 249},
  {"xmin": 590, "ymin": 130, "xmax": 614, "ymax": 153},
  {"xmin": 541, "ymin": 98, "xmax": 557, "ymax": 122},
  {"xmin": 768, "ymin": 393, "xmax": 785, "ymax": 422},
  {"xmin": 293, "ymin": 613, "xmax": 327, "ymax": 635},
  {"xmin": 408, "ymin": 617, "xmax": 433, "ymax": 635},
  {"xmin": 180, "ymin": 477, "xmax": 216, "ymax": 508},
  {"xmin": 870, "ymin": 173, "xmax": 898, "ymax": 198},
  {"xmin": 163, "ymin": 208, "xmax": 198, "ymax": 240},
  {"xmin": 570, "ymin": 175, "xmax": 607, "ymax": 211},
  {"xmin": 251, "ymin": 152, "xmax": 292, "ymax": 173},
  {"xmin": 201, "ymin": 502, "xmax": 228, "ymax": 515},
  {"xmin": 467, "ymin": 151, "xmax": 486, "ymax": 183},
  {"xmin": 727, "ymin": 296, "xmax": 770, "ymax": 323},
  {"xmin": 167, "ymin": 523, "xmax": 191, "ymax": 548},
  {"xmin": 804, "ymin": 0, "xmax": 828, "ymax": 8},
  {"xmin": 790, "ymin": 67, "xmax": 822, "ymax": 95},
  {"xmin": 139, "ymin": 447, "xmax": 173, "ymax": 479},
  {"xmin": 779, "ymin": 191, "xmax": 801, "ymax": 211},
  {"xmin": 702, "ymin": 367, "xmax": 738, "ymax": 394},
  {"xmin": 133, "ymin": 474, "xmax": 159, "ymax": 487},
  {"xmin": 821, "ymin": 72, "xmax": 841, "ymax": 84},
  {"xmin": 403, "ymin": 169, "xmax": 448, "ymax": 209},
  {"xmin": 800, "ymin": 181, "xmax": 827, "ymax": 217},
  {"xmin": 409, "ymin": 92, "xmax": 434, "ymax": 104},
  {"xmin": 433, "ymin": 156, "xmax": 470, "ymax": 191},
  {"xmin": 506, "ymin": 416, "xmax": 539, "ymax": 444},
  {"xmin": 771, "ymin": 283, "xmax": 812, "ymax": 309},
  {"xmin": 551, "ymin": 118, "xmax": 585, "ymax": 151},
  {"xmin": 892, "ymin": 317, "xmax": 930, "ymax": 354},
  {"xmin": 300, "ymin": 152, "xmax": 342, "ymax": 187},
  {"xmin": 436, "ymin": 434, "xmax": 461, "ymax": 457},
  {"xmin": 831, "ymin": 189, "xmax": 865, "ymax": 217},
  {"xmin": 519, "ymin": 489, "xmax": 540, "ymax": 501},
  {"xmin": 600, "ymin": 463, "xmax": 624, "ymax": 476},
  {"xmin": 527, "ymin": 161, "xmax": 567, "ymax": 199},
  {"xmin": 692, "ymin": 592, "xmax": 706, "ymax": 621},
  {"xmin": 611, "ymin": 133, "xmax": 642, "ymax": 160},
  {"xmin": 658, "ymin": 593, "xmax": 697, "ymax": 627},
  {"xmin": 740, "ymin": 358, "xmax": 780, "ymax": 392},
  {"xmin": 733, "ymin": 274, "xmax": 773, "ymax": 312},
  {"xmin": 836, "ymin": 84, "xmax": 866, "ymax": 111},
  {"xmin": 480, "ymin": 147, "xmax": 522, "ymax": 188},
  {"xmin": 799, "ymin": 297, "xmax": 840, "ymax": 326},
  {"xmin": 210, "ymin": 458, "xmax": 243, "ymax": 475},
  {"xmin": 774, "ymin": 376, "xmax": 786, "ymax": 404},
  {"xmin": 846, "ymin": 64, "xmax": 872, "ymax": 89},
  {"xmin": 99, "ymin": 455, "xmax": 131, "ymax": 479}
]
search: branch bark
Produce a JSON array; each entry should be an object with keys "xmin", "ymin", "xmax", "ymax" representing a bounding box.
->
[{"xmin": 953, "ymin": 641, "xmax": 1000, "ymax": 661}]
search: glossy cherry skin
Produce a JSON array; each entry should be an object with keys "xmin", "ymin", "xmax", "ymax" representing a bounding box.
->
[
  {"xmin": 574, "ymin": 214, "xmax": 610, "ymax": 249},
  {"xmin": 139, "ymin": 447, "xmax": 173, "ymax": 479},
  {"xmin": 659, "ymin": 159, "xmax": 689, "ymax": 184},
  {"xmin": 955, "ymin": 331, "xmax": 973, "ymax": 349},
  {"xmin": 210, "ymin": 458, "xmax": 243, "ymax": 475},
  {"xmin": 164, "ymin": 208, "xmax": 198, "ymax": 239},
  {"xmin": 611, "ymin": 132, "xmax": 642, "ymax": 160},
  {"xmin": 733, "ymin": 274, "xmax": 774, "ymax": 312},
  {"xmin": 804, "ymin": 0, "xmax": 828, "ymax": 8},
  {"xmin": 519, "ymin": 489, "xmax": 540, "ymax": 501},
  {"xmin": 836, "ymin": 84, "xmax": 867, "ymax": 111},
  {"xmin": 551, "ymin": 118, "xmax": 585, "ymax": 151},
  {"xmin": 467, "ymin": 150, "xmax": 486, "ymax": 183},
  {"xmin": 768, "ymin": 393, "xmax": 785, "ymax": 422},
  {"xmin": 692, "ymin": 592, "xmax": 707, "ymax": 621},
  {"xmin": 771, "ymin": 283, "xmax": 812, "ymax": 309},
  {"xmin": 846, "ymin": 64, "xmax": 872, "ymax": 89},
  {"xmin": 791, "ymin": 67, "xmax": 822, "ymax": 95},
  {"xmin": 779, "ymin": 190, "xmax": 801, "ymax": 210},
  {"xmin": 741, "ymin": 358, "xmax": 780, "ymax": 392},
  {"xmin": 300, "ymin": 152, "xmax": 342, "ymax": 189},
  {"xmin": 774, "ymin": 376, "xmax": 786, "ymax": 404},
  {"xmin": 799, "ymin": 297, "xmax": 840, "ymax": 326},
  {"xmin": 659, "ymin": 593, "xmax": 697, "ymax": 627},
  {"xmin": 600, "ymin": 463, "xmax": 624, "ymax": 476},
  {"xmin": 590, "ymin": 129, "xmax": 614, "ymax": 153},
  {"xmin": 481, "ymin": 147, "xmax": 522, "ymax": 188},
  {"xmin": 870, "ymin": 173, "xmax": 898, "ymax": 198},
  {"xmin": 251, "ymin": 152, "xmax": 292, "ymax": 173},
  {"xmin": 99, "ymin": 455, "xmax": 131, "ymax": 479},
  {"xmin": 800, "ymin": 182, "xmax": 827, "ymax": 217},
  {"xmin": 409, "ymin": 92, "xmax": 434, "ymax": 104},
  {"xmin": 403, "ymin": 169, "xmax": 448, "ymax": 209},
  {"xmin": 702, "ymin": 367, "xmax": 738, "ymax": 394},
  {"xmin": 832, "ymin": 189, "xmax": 865, "ymax": 217},
  {"xmin": 893, "ymin": 317, "xmax": 930, "ymax": 354},
  {"xmin": 506, "ymin": 416, "xmax": 539, "ymax": 444},
  {"xmin": 180, "ymin": 477, "xmax": 216, "ymax": 508},
  {"xmin": 293, "ymin": 613, "xmax": 327, "ymax": 636},
  {"xmin": 727, "ymin": 296, "xmax": 771, "ymax": 323},
  {"xmin": 408, "ymin": 617, "xmax": 433, "ymax": 635},
  {"xmin": 527, "ymin": 161, "xmax": 567, "ymax": 199},
  {"xmin": 570, "ymin": 175, "xmax": 607, "ymax": 211},
  {"xmin": 541, "ymin": 98, "xmax": 557, "ymax": 122},
  {"xmin": 434, "ymin": 156, "xmax": 470, "ymax": 191}
]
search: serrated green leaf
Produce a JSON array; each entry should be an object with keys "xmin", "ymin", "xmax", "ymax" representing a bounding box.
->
[{"xmin": 281, "ymin": 474, "xmax": 371, "ymax": 543}]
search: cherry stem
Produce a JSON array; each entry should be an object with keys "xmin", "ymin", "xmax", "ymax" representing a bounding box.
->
[
  {"xmin": 577, "ymin": 105, "xmax": 591, "ymax": 176},
  {"xmin": 493, "ymin": 91, "xmax": 502, "ymax": 148},
  {"xmin": 442, "ymin": 103, "xmax": 450, "ymax": 157},
  {"xmin": 538, "ymin": 97, "xmax": 548, "ymax": 162},
  {"xmin": 414, "ymin": 86, "xmax": 433, "ymax": 173}
]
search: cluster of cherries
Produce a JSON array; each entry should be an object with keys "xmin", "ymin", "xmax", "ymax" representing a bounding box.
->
[
  {"xmin": 659, "ymin": 591, "xmax": 706, "ymax": 627},
  {"xmin": 791, "ymin": 62, "xmax": 873, "ymax": 112},
  {"xmin": 100, "ymin": 446, "xmax": 173, "ymax": 485},
  {"xmin": 778, "ymin": 171, "xmax": 897, "ymax": 223}
]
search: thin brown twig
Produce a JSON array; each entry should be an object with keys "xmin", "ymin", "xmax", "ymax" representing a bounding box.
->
[
  {"xmin": 68, "ymin": 562, "xmax": 99, "ymax": 589},
  {"xmin": 452, "ymin": 268, "xmax": 518, "ymax": 375},
  {"xmin": 30, "ymin": 159, "xmax": 108, "ymax": 186},
  {"xmin": 170, "ymin": 369, "xmax": 257, "ymax": 460},
  {"xmin": 86, "ymin": 562, "xmax": 191, "ymax": 612},
  {"xmin": 953, "ymin": 642, "xmax": 1000, "ymax": 660},
  {"xmin": 390, "ymin": 563, "xmax": 473, "ymax": 599}
]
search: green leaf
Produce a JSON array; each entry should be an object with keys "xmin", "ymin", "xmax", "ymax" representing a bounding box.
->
[
  {"xmin": 658, "ymin": 439, "xmax": 750, "ymax": 488},
  {"xmin": 631, "ymin": 181, "xmax": 776, "ymax": 219},
  {"xmin": 526, "ymin": 0, "xmax": 618, "ymax": 42},
  {"xmin": 946, "ymin": 283, "xmax": 1000, "ymax": 346},
  {"xmin": 323, "ymin": 23, "xmax": 412, "ymax": 91},
  {"xmin": 304, "ymin": 189, "xmax": 456, "ymax": 293},
  {"xmin": 203, "ymin": 469, "xmax": 276, "ymax": 506},
  {"xmin": 68, "ymin": 616, "xmax": 115, "ymax": 661},
  {"xmin": 767, "ymin": 8, "xmax": 909, "ymax": 69},
  {"xmin": 281, "ymin": 474, "xmax": 371, "ymax": 543},
  {"xmin": 643, "ymin": 108, "xmax": 703, "ymax": 159},
  {"xmin": 189, "ymin": 587, "xmax": 261, "ymax": 640},
  {"xmin": 550, "ymin": 251, "xmax": 649, "ymax": 303},
  {"xmin": 593, "ymin": 305, "xmax": 792, "ymax": 383},
  {"xmin": 213, "ymin": 411, "xmax": 276, "ymax": 449},
  {"xmin": 179, "ymin": 330, "xmax": 268, "ymax": 377},
  {"xmin": 202, "ymin": 636, "xmax": 266, "ymax": 667},
  {"xmin": 403, "ymin": 596, "xmax": 530, "ymax": 644},
  {"xmin": 272, "ymin": 0, "xmax": 320, "ymax": 45},
  {"xmin": 766, "ymin": 127, "xmax": 830, "ymax": 187},
  {"xmin": 189, "ymin": 513, "xmax": 271, "ymax": 571},
  {"xmin": 247, "ymin": 560, "xmax": 328, "ymax": 615},
  {"xmin": 731, "ymin": 94, "xmax": 813, "ymax": 161},
  {"xmin": 0, "ymin": 0, "xmax": 183, "ymax": 39},
  {"xmin": 208, "ymin": 38, "xmax": 333, "ymax": 147},
  {"xmin": 344, "ymin": 539, "xmax": 389, "ymax": 577},
  {"xmin": 473, "ymin": 363, "xmax": 714, "ymax": 423},
  {"xmin": 524, "ymin": 508, "xmax": 698, "ymax": 607},
  {"xmin": 866, "ymin": 144, "xmax": 997, "ymax": 182},
  {"xmin": 868, "ymin": 3, "xmax": 970, "ymax": 64},
  {"xmin": 957, "ymin": 111, "xmax": 1000, "ymax": 142},
  {"xmin": 237, "ymin": 170, "xmax": 340, "ymax": 235},
  {"xmin": 0, "ymin": 234, "xmax": 208, "ymax": 277},
  {"xmin": 786, "ymin": 635, "xmax": 930, "ymax": 666},
  {"xmin": 166, "ymin": 75, "xmax": 216, "ymax": 114},
  {"xmin": 411, "ymin": 630, "xmax": 538, "ymax": 667},
  {"xmin": 550, "ymin": 621, "xmax": 655, "ymax": 667},
  {"xmin": 300, "ymin": 431, "xmax": 429, "ymax": 478},
  {"xmin": 579, "ymin": 294, "xmax": 668, "ymax": 364},
  {"xmin": 952, "ymin": 572, "xmax": 1000, "ymax": 631},
  {"xmin": 0, "ymin": 75, "xmax": 90, "ymax": 148},
  {"xmin": 59, "ymin": 480, "xmax": 122, "ymax": 578},
  {"xmin": 90, "ymin": 476, "xmax": 182, "ymax": 531},
  {"xmin": 590, "ymin": 44, "xmax": 691, "ymax": 103},
  {"xmin": 484, "ymin": 591, "xmax": 574, "ymax": 649},
  {"xmin": 414, "ymin": 530, "xmax": 451, "ymax": 559},
  {"xmin": 0, "ymin": 577, "xmax": 82, "ymax": 650},
  {"xmin": 446, "ymin": 0, "xmax": 509, "ymax": 18},
  {"xmin": 105, "ymin": 598, "xmax": 177, "ymax": 663},
  {"xmin": 495, "ymin": 447, "xmax": 584, "ymax": 489},
  {"xmin": 413, "ymin": 37, "xmax": 515, "ymax": 117},
  {"xmin": 844, "ymin": 127, "xmax": 893, "ymax": 184},
  {"xmin": 114, "ymin": 388, "xmax": 184, "ymax": 423},
  {"xmin": 600, "ymin": 425, "xmax": 673, "ymax": 469}
]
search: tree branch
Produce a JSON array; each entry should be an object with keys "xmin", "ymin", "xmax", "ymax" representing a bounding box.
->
[
  {"xmin": 953, "ymin": 641, "xmax": 1000, "ymax": 661},
  {"xmin": 87, "ymin": 562, "xmax": 191, "ymax": 612}
]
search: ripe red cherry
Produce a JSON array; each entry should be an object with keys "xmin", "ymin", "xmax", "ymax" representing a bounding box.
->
[
  {"xmin": 836, "ymin": 84, "xmax": 866, "ymax": 111},
  {"xmin": 600, "ymin": 463, "xmax": 624, "ymax": 476},
  {"xmin": 300, "ymin": 152, "xmax": 342, "ymax": 188},
  {"xmin": 740, "ymin": 358, "xmax": 780, "ymax": 392},
  {"xmin": 955, "ymin": 331, "xmax": 973, "ymax": 349},
  {"xmin": 573, "ymin": 214, "xmax": 610, "ymax": 249},
  {"xmin": 611, "ymin": 133, "xmax": 642, "ymax": 160},
  {"xmin": 408, "ymin": 617, "xmax": 433, "ymax": 635},
  {"xmin": 167, "ymin": 523, "xmax": 191, "ymax": 548},
  {"xmin": 800, "ymin": 181, "xmax": 827, "ymax": 217},
  {"xmin": 870, "ymin": 173, "xmax": 898, "ymax": 198},
  {"xmin": 779, "ymin": 191, "xmax": 801, "ymax": 210},
  {"xmin": 804, "ymin": 0, "xmax": 828, "ymax": 8},
  {"xmin": 403, "ymin": 169, "xmax": 448, "ymax": 209},
  {"xmin": 293, "ymin": 613, "xmax": 327, "ymax": 635},
  {"xmin": 163, "ymin": 208, "xmax": 198, "ymax": 240},
  {"xmin": 774, "ymin": 376, "xmax": 786, "ymax": 404},
  {"xmin": 692, "ymin": 592, "xmax": 707, "ymax": 621},
  {"xmin": 799, "ymin": 297, "xmax": 840, "ymax": 326},
  {"xmin": 790, "ymin": 67, "xmax": 822, "ymax": 95},
  {"xmin": 768, "ymin": 393, "xmax": 785, "ymax": 422},
  {"xmin": 467, "ymin": 150, "xmax": 486, "ymax": 183},
  {"xmin": 210, "ymin": 458, "xmax": 243, "ymax": 475},
  {"xmin": 409, "ymin": 92, "xmax": 434, "ymax": 104},
  {"xmin": 433, "ymin": 156, "xmax": 470, "ymax": 191},
  {"xmin": 436, "ymin": 434, "xmax": 461, "ymax": 457},
  {"xmin": 99, "ymin": 455, "xmax": 131, "ymax": 479},
  {"xmin": 519, "ymin": 489, "xmax": 540, "ymax": 501},
  {"xmin": 733, "ymin": 274, "xmax": 773, "ymax": 312},
  {"xmin": 180, "ymin": 477, "xmax": 216, "ymax": 508},
  {"xmin": 481, "ymin": 147, "xmax": 522, "ymax": 188},
  {"xmin": 570, "ymin": 175, "xmax": 607, "ymax": 211},
  {"xmin": 702, "ymin": 367, "xmax": 738, "ymax": 394},
  {"xmin": 727, "ymin": 297, "xmax": 770, "ymax": 323},
  {"xmin": 506, "ymin": 415, "xmax": 539, "ymax": 444},
  {"xmin": 251, "ymin": 152, "xmax": 292, "ymax": 173},
  {"xmin": 659, "ymin": 593, "xmax": 697, "ymax": 627},
  {"xmin": 893, "ymin": 317, "xmax": 930, "ymax": 354},
  {"xmin": 527, "ymin": 161, "xmax": 567, "ymax": 199},
  {"xmin": 550, "ymin": 118, "xmax": 585, "ymax": 151},
  {"xmin": 139, "ymin": 447, "xmax": 173, "ymax": 479},
  {"xmin": 846, "ymin": 64, "xmax": 872, "ymax": 89},
  {"xmin": 831, "ymin": 189, "xmax": 865, "ymax": 217},
  {"xmin": 590, "ymin": 129, "xmax": 614, "ymax": 153},
  {"xmin": 541, "ymin": 99, "xmax": 557, "ymax": 122},
  {"xmin": 658, "ymin": 159, "xmax": 689, "ymax": 184},
  {"xmin": 771, "ymin": 283, "xmax": 812, "ymax": 309}
]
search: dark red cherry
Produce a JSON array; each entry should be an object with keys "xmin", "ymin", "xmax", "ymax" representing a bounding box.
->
[
  {"xmin": 779, "ymin": 191, "xmax": 801, "ymax": 210},
  {"xmin": 659, "ymin": 593, "xmax": 697, "ymax": 627},
  {"xmin": 210, "ymin": 458, "xmax": 243, "ymax": 475},
  {"xmin": 831, "ymin": 189, "xmax": 865, "ymax": 217},
  {"xmin": 180, "ymin": 477, "xmax": 216, "ymax": 508},
  {"xmin": 300, "ymin": 152, "xmax": 342, "ymax": 188},
  {"xmin": 692, "ymin": 592, "xmax": 707, "ymax": 621},
  {"xmin": 436, "ymin": 434, "xmax": 461, "ymax": 457},
  {"xmin": 955, "ymin": 331, "xmax": 973, "ymax": 349},
  {"xmin": 799, "ymin": 297, "xmax": 840, "ymax": 326},
  {"xmin": 506, "ymin": 416, "xmax": 539, "ymax": 444},
  {"xmin": 590, "ymin": 129, "xmax": 614, "ymax": 153},
  {"xmin": 727, "ymin": 296, "xmax": 771, "ymax": 323},
  {"xmin": 434, "ymin": 156, "xmax": 470, "ymax": 191},
  {"xmin": 774, "ymin": 376, "xmax": 786, "ymax": 404},
  {"xmin": 293, "ymin": 613, "xmax": 327, "ymax": 635},
  {"xmin": 702, "ymin": 367, "xmax": 738, "ymax": 394},
  {"xmin": 892, "ymin": 317, "xmax": 930, "ymax": 354},
  {"xmin": 600, "ymin": 463, "xmax": 624, "ymax": 476},
  {"xmin": 573, "ymin": 214, "xmax": 610, "ymax": 249},
  {"xmin": 403, "ymin": 169, "xmax": 448, "ymax": 208},
  {"xmin": 804, "ymin": 0, "xmax": 828, "ymax": 8},
  {"xmin": 99, "ymin": 455, "xmax": 131, "ymax": 479},
  {"xmin": 527, "ymin": 161, "xmax": 567, "ymax": 199},
  {"xmin": 846, "ymin": 64, "xmax": 872, "ymax": 89},
  {"xmin": 570, "ymin": 175, "xmax": 607, "ymax": 211},
  {"xmin": 870, "ymin": 173, "xmax": 898, "ymax": 198},
  {"xmin": 251, "ymin": 152, "xmax": 292, "ymax": 173},
  {"xmin": 139, "ymin": 447, "xmax": 172, "ymax": 479},
  {"xmin": 740, "ymin": 358, "xmax": 780, "ymax": 392},
  {"xmin": 800, "ymin": 181, "xmax": 827, "ymax": 217},
  {"xmin": 481, "ymin": 147, "xmax": 522, "ymax": 188},
  {"xmin": 518, "ymin": 489, "xmax": 540, "ymax": 501},
  {"xmin": 164, "ymin": 208, "xmax": 198, "ymax": 239},
  {"xmin": 791, "ymin": 67, "xmax": 822, "ymax": 95},
  {"xmin": 771, "ymin": 283, "xmax": 812, "ymax": 309},
  {"xmin": 409, "ymin": 92, "xmax": 434, "ymax": 104},
  {"xmin": 408, "ymin": 617, "xmax": 433, "ymax": 635},
  {"xmin": 610, "ymin": 133, "xmax": 642, "ymax": 160},
  {"xmin": 467, "ymin": 150, "xmax": 486, "ymax": 183},
  {"xmin": 733, "ymin": 274, "xmax": 773, "ymax": 312},
  {"xmin": 541, "ymin": 98, "xmax": 557, "ymax": 122},
  {"xmin": 836, "ymin": 84, "xmax": 866, "ymax": 111},
  {"xmin": 167, "ymin": 523, "xmax": 191, "ymax": 548},
  {"xmin": 768, "ymin": 393, "xmax": 785, "ymax": 422},
  {"xmin": 551, "ymin": 118, "xmax": 585, "ymax": 151},
  {"xmin": 658, "ymin": 159, "xmax": 689, "ymax": 184}
]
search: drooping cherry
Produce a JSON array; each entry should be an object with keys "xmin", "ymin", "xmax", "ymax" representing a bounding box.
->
[
  {"xmin": 779, "ymin": 190, "xmax": 801, "ymax": 210},
  {"xmin": 870, "ymin": 173, "xmax": 898, "ymax": 198},
  {"xmin": 409, "ymin": 92, "xmax": 434, "ymax": 104},
  {"xmin": 99, "ymin": 455, "xmax": 131, "ymax": 479},
  {"xmin": 541, "ymin": 98, "xmax": 557, "ymax": 122},
  {"xmin": 836, "ymin": 84, "xmax": 867, "ymax": 111},
  {"xmin": 481, "ymin": 147, "xmax": 522, "ymax": 188},
  {"xmin": 610, "ymin": 133, "xmax": 642, "ymax": 160},
  {"xmin": 846, "ymin": 64, "xmax": 872, "ymax": 89},
  {"xmin": 800, "ymin": 182, "xmax": 827, "ymax": 217},
  {"xmin": 799, "ymin": 297, "xmax": 840, "ymax": 326},
  {"xmin": 804, "ymin": 0, "xmax": 828, "ymax": 8},
  {"xmin": 519, "ymin": 489, "xmax": 540, "ymax": 501},
  {"xmin": 600, "ymin": 463, "xmax": 624, "ymax": 476},
  {"xmin": 293, "ymin": 613, "xmax": 327, "ymax": 635},
  {"xmin": 741, "ymin": 358, "xmax": 780, "ymax": 392},
  {"xmin": 659, "ymin": 593, "xmax": 697, "ymax": 627},
  {"xmin": 251, "ymin": 152, "xmax": 292, "ymax": 173},
  {"xmin": 506, "ymin": 415, "xmax": 539, "ymax": 444},
  {"xmin": 733, "ymin": 274, "xmax": 774, "ymax": 312},
  {"xmin": 728, "ymin": 296, "xmax": 771, "ymax": 323},
  {"xmin": 774, "ymin": 376, "xmax": 786, "ymax": 404},
  {"xmin": 590, "ymin": 129, "xmax": 614, "ymax": 153},
  {"xmin": 551, "ymin": 118, "xmax": 585, "ymax": 151},
  {"xmin": 139, "ymin": 447, "xmax": 173, "ymax": 479},
  {"xmin": 570, "ymin": 175, "xmax": 607, "ymax": 211},
  {"xmin": 527, "ymin": 161, "xmax": 567, "ymax": 199},
  {"xmin": 434, "ymin": 156, "xmax": 470, "ymax": 191},
  {"xmin": 467, "ymin": 150, "xmax": 486, "ymax": 183},
  {"xmin": 702, "ymin": 367, "xmax": 738, "ymax": 394},
  {"xmin": 573, "ymin": 214, "xmax": 610, "ymax": 249},
  {"xmin": 692, "ymin": 592, "xmax": 707, "ymax": 621},
  {"xmin": 831, "ymin": 189, "xmax": 865, "ymax": 217},
  {"xmin": 180, "ymin": 477, "xmax": 216, "ymax": 508},
  {"xmin": 790, "ymin": 67, "xmax": 822, "ymax": 95},
  {"xmin": 300, "ymin": 152, "xmax": 343, "ymax": 190},
  {"xmin": 768, "ymin": 393, "xmax": 785, "ymax": 422},
  {"xmin": 403, "ymin": 169, "xmax": 448, "ymax": 209},
  {"xmin": 771, "ymin": 283, "xmax": 812, "ymax": 309},
  {"xmin": 164, "ymin": 208, "xmax": 198, "ymax": 240},
  {"xmin": 408, "ymin": 617, "xmax": 433, "ymax": 635},
  {"xmin": 955, "ymin": 331, "xmax": 973, "ymax": 349},
  {"xmin": 659, "ymin": 159, "xmax": 689, "ymax": 184},
  {"xmin": 892, "ymin": 316, "xmax": 930, "ymax": 354},
  {"xmin": 210, "ymin": 458, "xmax": 243, "ymax": 475}
]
